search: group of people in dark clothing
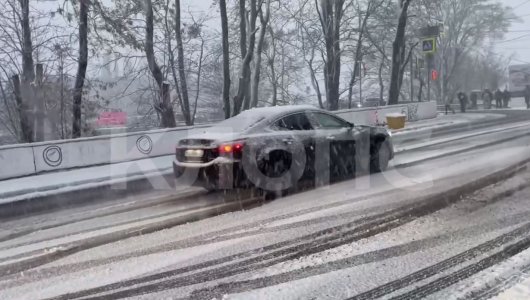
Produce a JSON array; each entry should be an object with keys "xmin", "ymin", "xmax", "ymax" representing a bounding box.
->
[
  {"xmin": 445, "ymin": 85, "xmax": 530, "ymax": 115},
  {"xmin": 487, "ymin": 88, "xmax": 511, "ymax": 109}
]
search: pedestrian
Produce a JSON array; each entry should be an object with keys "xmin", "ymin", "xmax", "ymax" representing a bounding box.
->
[
  {"xmin": 445, "ymin": 96, "xmax": 455, "ymax": 115},
  {"xmin": 525, "ymin": 85, "xmax": 530, "ymax": 110},
  {"xmin": 470, "ymin": 92, "xmax": 478, "ymax": 110},
  {"xmin": 483, "ymin": 89, "xmax": 493, "ymax": 109},
  {"xmin": 494, "ymin": 89, "xmax": 503, "ymax": 109},
  {"xmin": 457, "ymin": 91, "xmax": 468, "ymax": 113},
  {"xmin": 503, "ymin": 88, "xmax": 511, "ymax": 108}
]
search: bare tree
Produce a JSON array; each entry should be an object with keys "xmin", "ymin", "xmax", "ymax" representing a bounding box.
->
[
  {"xmin": 15, "ymin": 0, "xmax": 35, "ymax": 142},
  {"xmin": 174, "ymin": 0, "xmax": 191, "ymax": 125},
  {"xmin": 250, "ymin": 0, "xmax": 271, "ymax": 108},
  {"xmin": 378, "ymin": 55, "xmax": 386, "ymax": 100},
  {"xmin": 316, "ymin": 0, "xmax": 345, "ymax": 111},
  {"xmin": 266, "ymin": 26, "xmax": 278, "ymax": 106},
  {"xmin": 72, "ymin": 0, "xmax": 89, "ymax": 138},
  {"xmin": 304, "ymin": 37, "xmax": 324, "ymax": 109},
  {"xmin": 397, "ymin": 41, "xmax": 417, "ymax": 94},
  {"xmin": 11, "ymin": 74, "xmax": 33, "ymax": 142},
  {"xmin": 262, "ymin": 0, "xmax": 309, "ymax": 107},
  {"xmin": 19, "ymin": 0, "xmax": 34, "ymax": 84},
  {"xmin": 289, "ymin": 0, "xmax": 325, "ymax": 109},
  {"xmin": 347, "ymin": 0, "xmax": 386, "ymax": 108},
  {"xmin": 233, "ymin": 0, "xmax": 259, "ymax": 115},
  {"xmin": 145, "ymin": 0, "xmax": 176, "ymax": 128},
  {"xmin": 219, "ymin": 0, "xmax": 231, "ymax": 118},
  {"xmin": 388, "ymin": 0, "xmax": 412, "ymax": 105}
]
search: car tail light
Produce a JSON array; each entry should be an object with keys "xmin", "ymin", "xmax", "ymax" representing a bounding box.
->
[{"xmin": 218, "ymin": 142, "xmax": 245, "ymax": 158}]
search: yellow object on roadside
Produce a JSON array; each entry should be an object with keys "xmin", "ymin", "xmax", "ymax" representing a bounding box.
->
[{"xmin": 386, "ymin": 114, "xmax": 406, "ymax": 130}]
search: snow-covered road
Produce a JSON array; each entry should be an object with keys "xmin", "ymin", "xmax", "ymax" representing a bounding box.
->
[{"xmin": 1, "ymin": 112, "xmax": 530, "ymax": 299}]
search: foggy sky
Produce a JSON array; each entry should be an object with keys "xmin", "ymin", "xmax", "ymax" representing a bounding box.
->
[
  {"xmin": 493, "ymin": 0, "xmax": 530, "ymax": 65},
  {"xmin": 187, "ymin": 0, "xmax": 530, "ymax": 67}
]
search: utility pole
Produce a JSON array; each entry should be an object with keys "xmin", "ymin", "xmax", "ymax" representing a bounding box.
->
[
  {"xmin": 440, "ymin": 41, "xmax": 445, "ymax": 104},
  {"xmin": 425, "ymin": 58, "xmax": 432, "ymax": 102}
]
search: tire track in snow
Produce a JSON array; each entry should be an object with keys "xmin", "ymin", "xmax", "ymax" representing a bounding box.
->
[
  {"xmin": 463, "ymin": 263, "xmax": 530, "ymax": 300},
  {"xmin": 2, "ymin": 194, "xmax": 410, "ymax": 287},
  {"xmin": 48, "ymin": 210, "xmax": 417, "ymax": 300},
  {"xmin": 45, "ymin": 165, "xmax": 525, "ymax": 300},
  {"xmin": 347, "ymin": 227, "xmax": 530, "ymax": 300},
  {"xmin": 0, "ymin": 197, "xmax": 217, "ymax": 252},
  {"xmin": 1, "ymin": 187, "xmax": 403, "ymax": 278},
  {"xmin": 388, "ymin": 234, "xmax": 530, "ymax": 300},
  {"xmin": 0, "ymin": 190, "xmax": 205, "ymax": 244},
  {"xmin": 181, "ymin": 181, "xmax": 530, "ymax": 298},
  {"xmin": 185, "ymin": 216, "xmax": 530, "ymax": 300},
  {"xmin": 0, "ymin": 197, "xmax": 264, "ymax": 278}
]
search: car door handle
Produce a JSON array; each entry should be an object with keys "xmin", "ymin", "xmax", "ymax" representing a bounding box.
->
[{"xmin": 326, "ymin": 136, "xmax": 336, "ymax": 140}]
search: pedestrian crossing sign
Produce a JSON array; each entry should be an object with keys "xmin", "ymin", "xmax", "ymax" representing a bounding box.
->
[{"xmin": 422, "ymin": 38, "xmax": 437, "ymax": 54}]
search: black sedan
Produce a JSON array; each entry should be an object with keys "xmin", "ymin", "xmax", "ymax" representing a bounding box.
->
[{"xmin": 174, "ymin": 105, "xmax": 394, "ymax": 192}]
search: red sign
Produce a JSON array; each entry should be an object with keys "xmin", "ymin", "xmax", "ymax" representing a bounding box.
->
[
  {"xmin": 97, "ymin": 111, "xmax": 127, "ymax": 127},
  {"xmin": 431, "ymin": 69, "xmax": 439, "ymax": 81}
]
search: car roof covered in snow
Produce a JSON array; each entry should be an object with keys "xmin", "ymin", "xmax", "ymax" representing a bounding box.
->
[{"xmin": 239, "ymin": 105, "xmax": 320, "ymax": 119}]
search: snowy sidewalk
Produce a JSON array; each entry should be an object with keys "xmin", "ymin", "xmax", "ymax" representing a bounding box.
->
[{"xmin": 0, "ymin": 112, "xmax": 507, "ymax": 206}]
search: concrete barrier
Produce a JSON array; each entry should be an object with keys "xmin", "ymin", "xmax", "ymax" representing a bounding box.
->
[
  {"xmin": 32, "ymin": 127, "xmax": 206, "ymax": 173},
  {"xmin": 0, "ymin": 145, "xmax": 36, "ymax": 180},
  {"xmin": 0, "ymin": 102, "xmax": 437, "ymax": 181},
  {"xmin": 416, "ymin": 101, "xmax": 438, "ymax": 120}
]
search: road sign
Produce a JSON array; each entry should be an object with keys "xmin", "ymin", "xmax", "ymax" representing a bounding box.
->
[
  {"xmin": 422, "ymin": 38, "xmax": 437, "ymax": 54},
  {"xmin": 431, "ymin": 69, "xmax": 439, "ymax": 81}
]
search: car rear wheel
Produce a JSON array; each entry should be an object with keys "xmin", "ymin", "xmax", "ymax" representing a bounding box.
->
[{"xmin": 371, "ymin": 141, "xmax": 390, "ymax": 173}]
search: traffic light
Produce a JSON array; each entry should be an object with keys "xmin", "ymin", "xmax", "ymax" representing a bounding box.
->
[{"xmin": 431, "ymin": 69, "xmax": 439, "ymax": 81}]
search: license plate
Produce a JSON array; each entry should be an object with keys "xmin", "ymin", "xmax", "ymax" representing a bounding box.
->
[{"xmin": 185, "ymin": 149, "xmax": 204, "ymax": 158}]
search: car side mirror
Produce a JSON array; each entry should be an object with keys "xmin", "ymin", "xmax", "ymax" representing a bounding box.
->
[{"xmin": 347, "ymin": 122, "xmax": 354, "ymax": 130}]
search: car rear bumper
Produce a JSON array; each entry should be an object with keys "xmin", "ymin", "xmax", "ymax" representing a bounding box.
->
[
  {"xmin": 173, "ymin": 158, "xmax": 248, "ymax": 190},
  {"xmin": 173, "ymin": 157, "xmax": 234, "ymax": 168}
]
